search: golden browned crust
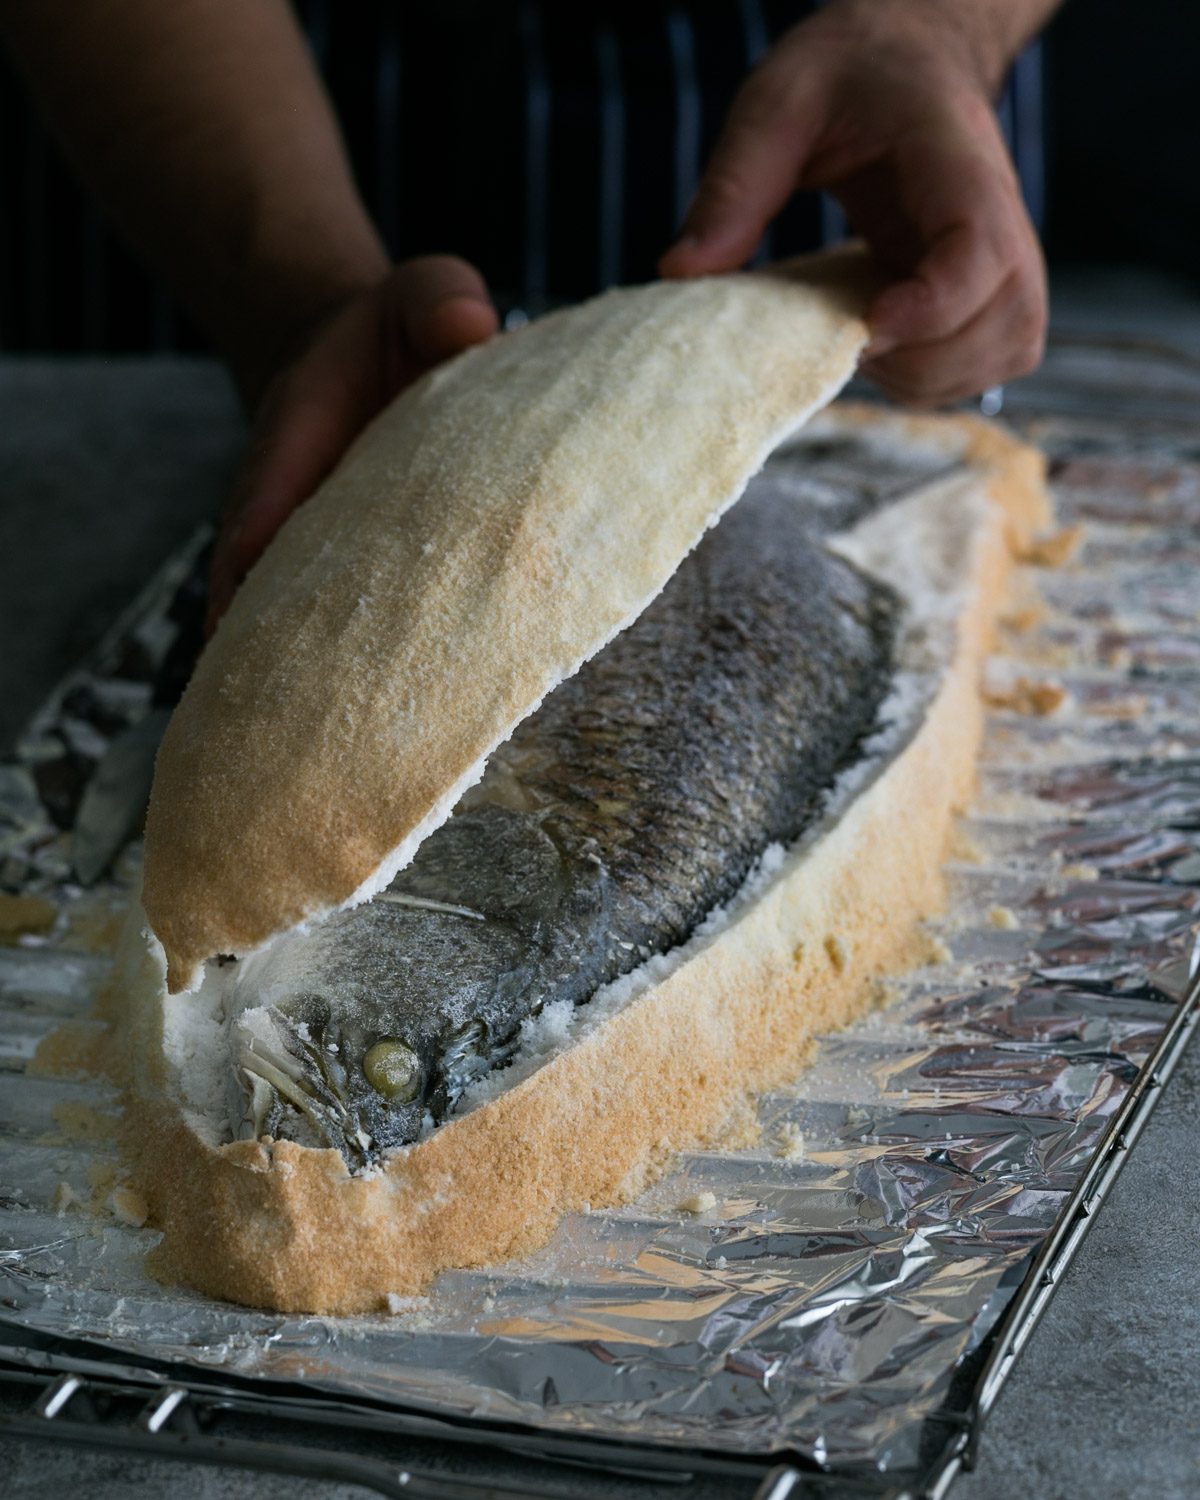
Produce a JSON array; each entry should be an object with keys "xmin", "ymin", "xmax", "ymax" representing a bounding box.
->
[
  {"xmin": 114, "ymin": 405, "xmax": 1049, "ymax": 1314},
  {"xmin": 143, "ymin": 248, "xmax": 878, "ymax": 992}
]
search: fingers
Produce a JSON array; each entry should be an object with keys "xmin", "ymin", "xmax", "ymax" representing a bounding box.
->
[
  {"xmin": 861, "ymin": 209, "xmax": 1047, "ymax": 403},
  {"xmin": 659, "ymin": 47, "xmax": 825, "ymax": 277},
  {"xmin": 858, "ymin": 110, "xmax": 1047, "ymax": 400},
  {"xmin": 207, "ymin": 257, "xmax": 496, "ymax": 631},
  {"xmin": 861, "ymin": 257, "xmax": 1047, "ymax": 406},
  {"xmin": 861, "ymin": 114, "xmax": 1017, "ymax": 342},
  {"xmin": 866, "ymin": 222, "xmax": 1005, "ymax": 359}
]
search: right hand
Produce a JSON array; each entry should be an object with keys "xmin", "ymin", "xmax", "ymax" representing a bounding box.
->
[
  {"xmin": 207, "ymin": 254, "xmax": 497, "ymax": 632},
  {"xmin": 659, "ymin": 0, "xmax": 1049, "ymax": 408}
]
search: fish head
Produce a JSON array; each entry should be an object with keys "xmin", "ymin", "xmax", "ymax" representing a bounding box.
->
[{"xmin": 224, "ymin": 805, "xmax": 609, "ymax": 1164}]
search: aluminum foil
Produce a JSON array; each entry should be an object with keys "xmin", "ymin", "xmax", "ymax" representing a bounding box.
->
[{"xmin": 1, "ymin": 412, "xmax": 1199, "ymax": 1488}]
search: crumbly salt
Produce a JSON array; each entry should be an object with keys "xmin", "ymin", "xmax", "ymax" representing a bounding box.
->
[
  {"xmin": 53, "ymin": 1182, "xmax": 82, "ymax": 1215},
  {"xmin": 773, "ymin": 1123, "xmax": 806, "ymax": 1162},
  {"xmin": 924, "ymin": 933, "xmax": 954, "ymax": 967}
]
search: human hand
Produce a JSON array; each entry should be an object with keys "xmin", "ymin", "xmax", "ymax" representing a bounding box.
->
[
  {"xmin": 659, "ymin": 0, "xmax": 1051, "ymax": 407},
  {"xmin": 207, "ymin": 254, "xmax": 498, "ymax": 630}
]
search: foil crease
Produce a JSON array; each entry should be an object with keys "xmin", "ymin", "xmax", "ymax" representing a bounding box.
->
[{"xmin": 2, "ymin": 415, "xmax": 1199, "ymax": 1485}]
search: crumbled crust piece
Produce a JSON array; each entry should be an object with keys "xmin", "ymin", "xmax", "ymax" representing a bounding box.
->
[
  {"xmin": 984, "ymin": 674, "xmax": 1067, "ymax": 717},
  {"xmin": 0, "ymin": 892, "xmax": 56, "ymax": 938},
  {"xmin": 1024, "ymin": 524, "xmax": 1083, "ymax": 568},
  {"xmin": 107, "ymin": 1184, "xmax": 149, "ymax": 1228}
]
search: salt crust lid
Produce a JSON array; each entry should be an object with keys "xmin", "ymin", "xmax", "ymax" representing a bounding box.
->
[{"xmin": 142, "ymin": 247, "xmax": 875, "ymax": 993}]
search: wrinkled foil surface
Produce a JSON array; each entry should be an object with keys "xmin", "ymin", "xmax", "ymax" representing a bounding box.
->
[{"xmin": 2, "ymin": 395, "xmax": 1199, "ymax": 1484}]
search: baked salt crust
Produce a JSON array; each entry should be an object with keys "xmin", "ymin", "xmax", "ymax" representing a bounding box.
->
[
  {"xmin": 144, "ymin": 246, "xmax": 881, "ymax": 994},
  {"xmin": 112, "ymin": 395, "xmax": 1049, "ymax": 1315}
]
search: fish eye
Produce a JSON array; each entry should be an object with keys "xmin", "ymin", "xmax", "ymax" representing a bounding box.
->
[{"xmin": 362, "ymin": 1038, "xmax": 422, "ymax": 1103}]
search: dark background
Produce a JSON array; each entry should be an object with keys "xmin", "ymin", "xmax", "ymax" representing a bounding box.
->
[{"xmin": 0, "ymin": 0, "xmax": 1194, "ymax": 356}]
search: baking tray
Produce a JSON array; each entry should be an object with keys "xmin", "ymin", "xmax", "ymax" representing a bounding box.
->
[{"xmin": 2, "ymin": 354, "xmax": 1199, "ymax": 1498}]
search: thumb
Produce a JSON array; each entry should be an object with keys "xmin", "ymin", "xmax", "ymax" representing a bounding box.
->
[
  {"xmin": 388, "ymin": 255, "xmax": 499, "ymax": 375},
  {"xmin": 659, "ymin": 62, "xmax": 823, "ymax": 278}
]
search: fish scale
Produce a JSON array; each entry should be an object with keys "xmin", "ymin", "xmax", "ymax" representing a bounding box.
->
[{"xmin": 229, "ymin": 481, "xmax": 898, "ymax": 1163}]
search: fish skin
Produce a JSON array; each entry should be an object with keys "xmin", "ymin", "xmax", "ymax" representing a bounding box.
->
[{"xmin": 230, "ymin": 486, "xmax": 898, "ymax": 1162}]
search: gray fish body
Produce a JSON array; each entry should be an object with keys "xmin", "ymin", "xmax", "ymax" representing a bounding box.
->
[{"xmin": 231, "ymin": 487, "xmax": 897, "ymax": 1161}]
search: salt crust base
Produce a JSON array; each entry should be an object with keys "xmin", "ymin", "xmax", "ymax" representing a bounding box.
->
[{"xmin": 111, "ymin": 404, "xmax": 1049, "ymax": 1314}]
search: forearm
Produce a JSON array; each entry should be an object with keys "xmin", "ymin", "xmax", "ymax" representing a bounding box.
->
[{"xmin": 0, "ymin": 0, "xmax": 388, "ymax": 404}]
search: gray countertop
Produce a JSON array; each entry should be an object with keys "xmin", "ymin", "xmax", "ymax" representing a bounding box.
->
[{"xmin": 1, "ymin": 311, "xmax": 1198, "ymax": 1497}]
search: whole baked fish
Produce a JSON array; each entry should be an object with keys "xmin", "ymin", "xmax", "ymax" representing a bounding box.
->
[{"xmin": 229, "ymin": 485, "xmax": 897, "ymax": 1163}]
